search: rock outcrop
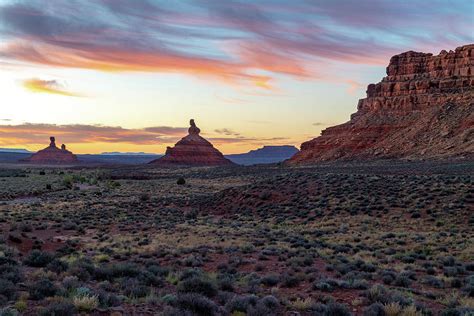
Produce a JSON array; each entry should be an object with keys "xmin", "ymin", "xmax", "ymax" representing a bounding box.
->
[
  {"xmin": 149, "ymin": 120, "xmax": 234, "ymax": 166},
  {"xmin": 290, "ymin": 44, "xmax": 474, "ymax": 163},
  {"xmin": 21, "ymin": 137, "xmax": 78, "ymax": 164}
]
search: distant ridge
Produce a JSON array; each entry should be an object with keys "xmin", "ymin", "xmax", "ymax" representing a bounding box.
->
[
  {"xmin": 226, "ymin": 145, "xmax": 299, "ymax": 165},
  {"xmin": 0, "ymin": 148, "xmax": 32, "ymax": 153},
  {"xmin": 100, "ymin": 152, "xmax": 157, "ymax": 156}
]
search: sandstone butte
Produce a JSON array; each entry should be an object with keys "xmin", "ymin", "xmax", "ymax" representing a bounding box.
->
[
  {"xmin": 289, "ymin": 44, "xmax": 474, "ymax": 163},
  {"xmin": 21, "ymin": 137, "xmax": 79, "ymax": 164},
  {"xmin": 149, "ymin": 119, "xmax": 234, "ymax": 166}
]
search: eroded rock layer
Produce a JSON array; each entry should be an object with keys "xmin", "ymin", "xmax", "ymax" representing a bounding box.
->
[
  {"xmin": 22, "ymin": 137, "xmax": 78, "ymax": 164},
  {"xmin": 290, "ymin": 44, "xmax": 474, "ymax": 163},
  {"xmin": 149, "ymin": 120, "xmax": 234, "ymax": 166}
]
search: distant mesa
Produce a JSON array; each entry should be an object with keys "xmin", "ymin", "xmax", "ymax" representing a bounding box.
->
[
  {"xmin": 21, "ymin": 136, "xmax": 78, "ymax": 164},
  {"xmin": 149, "ymin": 119, "xmax": 234, "ymax": 166},
  {"xmin": 290, "ymin": 44, "xmax": 474, "ymax": 163},
  {"xmin": 226, "ymin": 145, "xmax": 299, "ymax": 165},
  {"xmin": 0, "ymin": 148, "xmax": 32, "ymax": 153}
]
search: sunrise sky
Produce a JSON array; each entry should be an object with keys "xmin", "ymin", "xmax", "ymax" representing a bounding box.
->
[{"xmin": 0, "ymin": 0, "xmax": 472, "ymax": 154}]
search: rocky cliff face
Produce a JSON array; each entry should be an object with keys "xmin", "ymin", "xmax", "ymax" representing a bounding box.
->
[
  {"xmin": 21, "ymin": 137, "xmax": 78, "ymax": 164},
  {"xmin": 290, "ymin": 44, "xmax": 474, "ymax": 163},
  {"xmin": 149, "ymin": 120, "xmax": 234, "ymax": 166}
]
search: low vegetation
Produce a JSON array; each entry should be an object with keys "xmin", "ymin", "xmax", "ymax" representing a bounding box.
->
[{"xmin": 0, "ymin": 162, "xmax": 472, "ymax": 315}]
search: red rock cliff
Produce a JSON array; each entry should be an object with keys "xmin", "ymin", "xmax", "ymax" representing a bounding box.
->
[{"xmin": 290, "ymin": 44, "xmax": 474, "ymax": 163}]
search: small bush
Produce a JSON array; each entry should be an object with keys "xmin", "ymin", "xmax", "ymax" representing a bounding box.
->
[
  {"xmin": 29, "ymin": 278, "xmax": 58, "ymax": 300},
  {"xmin": 0, "ymin": 279, "xmax": 17, "ymax": 301},
  {"xmin": 73, "ymin": 294, "xmax": 99, "ymax": 312},
  {"xmin": 261, "ymin": 274, "xmax": 279, "ymax": 286},
  {"xmin": 39, "ymin": 299, "xmax": 76, "ymax": 316},
  {"xmin": 364, "ymin": 303, "xmax": 385, "ymax": 316},
  {"xmin": 174, "ymin": 293, "xmax": 219, "ymax": 316},
  {"xmin": 177, "ymin": 178, "xmax": 186, "ymax": 185},
  {"xmin": 23, "ymin": 250, "xmax": 54, "ymax": 267},
  {"xmin": 0, "ymin": 307, "xmax": 19, "ymax": 316},
  {"xmin": 226, "ymin": 295, "xmax": 259, "ymax": 313},
  {"xmin": 325, "ymin": 302, "xmax": 352, "ymax": 316},
  {"xmin": 178, "ymin": 277, "xmax": 217, "ymax": 298}
]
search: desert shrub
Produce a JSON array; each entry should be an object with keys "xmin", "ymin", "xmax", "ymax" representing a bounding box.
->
[
  {"xmin": 97, "ymin": 290, "xmax": 121, "ymax": 308},
  {"xmin": 444, "ymin": 267, "xmax": 459, "ymax": 277},
  {"xmin": 441, "ymin": 256, "xmax": 457, "ymax": 267},
  {"xmin": 259, "ymin": 295, "xmax": 279, "ymax": 310},
  {"xmin": 261, "ymin": 274, "xmax": 279, "ymax": 286},
  {"xmin": 94, "ymin": 263, "xmax": 140, "ymax": 281},
  {"xmin": 309, "ymin": 303, "xmax": 329, "ymax": 314},
  {"xmin": 39, "ymin": 299, "xmax": 76, "ymax": 316},
  {"xmin": 350, "ymin": 279, "xmax": 370, "ymax": 290},
  {"xmin": 314, "ymin": 280, "xmax": 333, "ymax": 292},
  {"xmin": 138, "ymin": 270, "xmax": 162, "ymax": 287},
  {"xmin": 423, "ymin": 276, "xmax": 444, "ymax": 288},
  {"xmin": 139, "ymin": 193, "xmax": 150, "ymax": 202},
  {"xmin": 383, "ymin": 302, "xmax": 401, "ymax": 316},
  {"xmin": 247, "ymin": 303, "xmax": 276, "ymax": 316},
  {"xmin": 462, "ymin": 275, "xmax": 474, "ymax": 297},
  {"xmin": 177, "ymin": 178, "xmax": 186, "ymax": 185},
  {"xmin": 13, "ymin": 300, "xmax": 26, "ymax": 313},
  {"xmin": 217, "ymin": 275, "xmax": 235, "ymax": 292},
  {"xmin": 367, "ymin": 285, "xmax": 390, "ymax": 304},
  {"xmin": 23, "ymin": 250, "xmax": 54, "ymax": 267},
  {"xmin": 281, "ymin": 273, "xmax": 300, "ymax": 288},
  {"xmin": 72, "ymin": 293, "xmax": 99, "ymax": 312},
  {"xmin": 178, "ymin": 276, "xmax": 217, "ymax": 298},
  {"xmin": 179, "ymin": 268, "xmax": 203, "ymax": 281},
  {"xmin": 68, "ymin": 259, "xmax": 95, "ymax": 281},
  {"xmin": 465, "ymin": 263, "xmax": 474, "ymax": 272},
  {"xmin": 29, "ymin": 278, "xmax": 58, "ymax": 300},
  {"xmin": 122, "ymin": 279, "xmax": 149, "ymax": 299},
  {"xmin": 441, "ymin": 307, "xmax": 474, "ymax": 316},
  {"xmin": 0, "ymin": 307, "xmax": 19, "ymax": 316},
  {"xmin": 292, "ymin": 297, "xmax": 314, "ymax": 311},
  {"xmin": 62, "ymin": 276, "xmax": 80, "ymax": 292},
  {"xmin": 394, "ymin": 273, "xmax": 412, "ymax": 287},
  {"xmin": 0, "ymin": 261, "xmax": 22, "ymax": 284},
  {"xmin": 226, "ymin": 295, "xmax": 259, "ymax": 313},
  {"xmin": 174, "ymin": 293, "xmax": 219, "ymax": 316},
  {"xmin": 0, "ymin": 279, "xmax": 17, "ymax": 301},
  {"xmin": 364, "ymin": 303, "xmax": 385, "ymax": 316},
  {"xmin": 47, "ymin": 258, "xmax": 69, "ymax": 273},
  {"xmin": 389, "ymin": 292, "xmax": 412, "ymax": 307},
  {"xmin": 325, "ymin": 302, "xmax": 352, "ymax": 316}
]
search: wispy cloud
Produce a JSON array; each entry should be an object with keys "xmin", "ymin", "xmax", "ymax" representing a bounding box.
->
[
  {"xmin": 22, "ymin": 78, "xmax": 81, "ymax": 97},
  {"xmin": 0, "ymin": 123, "xmax": 290, "ymax": 148},
  {"xmin": 345, "ymin": 80, "xmax": 364, "ymax": 95},
  {"xmin": 0, "ymin": 123, "xmax": 187, "ymax": 146},
  {"xmin": 214, "ymin": 128, "xmax": 240, "ymax": 136},
  {"xmin": 0, "ymin": 0, "xmax": 471, "ymax": 88}
]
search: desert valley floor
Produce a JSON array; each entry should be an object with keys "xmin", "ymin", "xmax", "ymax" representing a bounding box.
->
[{"xmin": 0, "ymin": 161, "xmax": 472, "ymax": 315}]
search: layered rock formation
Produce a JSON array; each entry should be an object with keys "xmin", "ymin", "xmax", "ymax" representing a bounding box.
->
[
  {"xmin": 149, "ymin": 120, "xmax": 234, "ymax": 166},
  {"xmin": 290, "ymin": 44, "xmax": 474, "ymax": 163},
  {"xmin": 21, "ymin": 137, "xmax": 78, "ymax": 164}
]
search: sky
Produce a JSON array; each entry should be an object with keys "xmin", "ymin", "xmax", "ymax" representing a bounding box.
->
[{"xmin": 0, "ymin": 0, "xmax": 472, "ymax": 154}]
